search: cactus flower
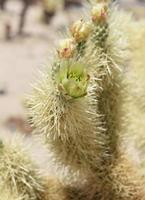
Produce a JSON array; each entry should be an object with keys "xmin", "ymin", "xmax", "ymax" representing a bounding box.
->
[
  {"xmin": 57, "ymin": 38, "xmax": 76, "ymax": 59},
  {"xmin": 91, "ymin": 3, "xmax": 108, "ymax": 23},
  {"xmin": 70, "ymin": 19, "xmax": 92, "ymax": 43},
  {"xmin": 58, "ymin": 62, "xmax": 90, "ymax": 98}
]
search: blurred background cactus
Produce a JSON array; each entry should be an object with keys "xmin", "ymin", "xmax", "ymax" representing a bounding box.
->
[
  {"xmin": 41, "ymin": 0, "xmax": 59, "ymax": 24},
  {"xmin": 0, "ymin": 134, "xmax": 45, "ymax": 200},
  {"xmin": 0, "ymin": 0, "xmax": 7, "ymax": 10}
]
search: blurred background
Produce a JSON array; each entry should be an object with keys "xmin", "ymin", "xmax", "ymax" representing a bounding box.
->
[{"xmin": 0, "ymin": 0, "xmax": 145, "ymax": 135}]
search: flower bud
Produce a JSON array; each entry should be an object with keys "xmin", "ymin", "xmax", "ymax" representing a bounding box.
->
[
  {"xmin": 57, "ymin": 38, "xmax": 76, "ymax": 59},
  {"xmin": 70, "ymin": 19, "xmax": 92, "ymax": 43},
  {"xmin": 58, "ymin": 62, "xmax": 90, "ymax": 99},
  {"xmin": 91, "ymin": 3, "xmax": 108, "ymax": 23}
]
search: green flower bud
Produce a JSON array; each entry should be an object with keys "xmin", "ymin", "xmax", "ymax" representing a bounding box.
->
[{"xmin": 57, "ymin": 62, "xmax": 90, "ymax": 99}]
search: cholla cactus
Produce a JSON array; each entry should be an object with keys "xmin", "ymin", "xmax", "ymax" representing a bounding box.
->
[
  {"xmin": 43, "ymin": 178, "xmax": 82, "ymax": 200},
  {"xmin": 0, "ymin": 134, "xmax": 80, "ymax": 200},
  {"xmin": 122, "ymin": 20, "xmax": 145, "ymax": 175},
  {"xmin": 26, "ymin": 1, "xmax": 104, "ymax": 173},
  {"xmin": 26, "ymin": 0, "xmax": 145, "ymax": 199},
  {"xmin": 83, "ymin": 155, "xmax": 145, "ymax": 200},
  {"xmin": 84, "ymin": 2, "xmax": 145, "ymax": 199},
  {"xmin": 26, "ymin": 53, "xmax": 104, "ymax": 173},
  {"xmin": 0, "ymin": 134, "xmax": 44, "ymax": 200}
]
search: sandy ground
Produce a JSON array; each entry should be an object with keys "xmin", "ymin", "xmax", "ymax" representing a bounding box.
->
[{"xmin": 0, "ymin": 0, "xmax": 145, "ymax": 133}]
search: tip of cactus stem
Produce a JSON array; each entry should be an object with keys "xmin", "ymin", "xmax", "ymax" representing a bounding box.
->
[
  {"xmin": 70, "ymin": 19, "xmax": 92, "ymax": 43},
  {"xmin": 57, "ymin": 61, "xmax": 90, "ymax": 99},
  {"xmin": 91, "ymin": 3, "xmax": 108, "ymax": 24}
]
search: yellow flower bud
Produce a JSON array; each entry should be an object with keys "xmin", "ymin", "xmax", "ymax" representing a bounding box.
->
[
  {"xmin": 91, "ymin": 3, "xmax": 108, "ymax": 23},
  {"xmin": 57, "ymin": 38, "xmax": 76, "ymax": 59},
  {"xmin": 70, "ymin": 19, "xmax": 92, "ymax": 43}
]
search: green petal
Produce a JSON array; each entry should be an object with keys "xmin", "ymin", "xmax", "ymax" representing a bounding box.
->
[
  {"xmin": 69, "ymin": 63, "xmax": 85, "ymax": 77},
  {"xmin": 64, "ymin": 79, "xmax": 87, "ymax": 98}
]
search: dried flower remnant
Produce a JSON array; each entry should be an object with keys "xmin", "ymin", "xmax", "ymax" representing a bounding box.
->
[{"xmin": 57, "ymin": 38, "xmax": 76, "ymax": 59}]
